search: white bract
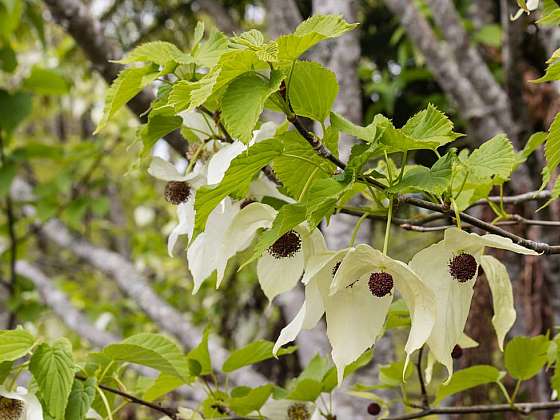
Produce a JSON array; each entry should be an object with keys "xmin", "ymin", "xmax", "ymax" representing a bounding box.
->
[
  {"xmin": 275, "ymin": 243, "xmax": 436, "ymax": 384},
  {"xmin": 512, "ymin": 0, "xmax": 539, "ymax": 20},
  {"xmin": 0, "ymin": 386, "xmax": 43, "ymax": 420},
  {"xmin": 409, "ymin": 227, "xmax": 538, "ymax": 379}
]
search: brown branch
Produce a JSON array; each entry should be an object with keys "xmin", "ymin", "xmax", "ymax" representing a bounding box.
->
[
  {"xmin": 470, "ymin": 190, "xmax": 552, "ymax": 207},
  {"xmin": 384, "ymin": 400, "xmax": 560, "ymax": 420},
  {"xmin": 75, "ymin": 375, "xmax": 180, "ymax": 419},
  {"xmin": 416, "ymin": 347, "xmax": 430, "ymax": 409}
]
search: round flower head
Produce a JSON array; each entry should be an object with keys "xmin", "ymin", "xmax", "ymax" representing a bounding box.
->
[
  {"xmin": 409, "ymin": 227, "xmax": 538, "ymax": 380},
  {"xmin": 0, "ymin": 387, "xmax": 43, "ymax": 420}
]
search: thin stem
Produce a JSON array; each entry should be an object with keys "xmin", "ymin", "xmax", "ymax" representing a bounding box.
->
[
  {"xmin": 397, "ymin": 150, "xmax": 408, "ymax": 183},
  {"xmin": 96, "ymin": 386, "xmax": 114, "ymax": 420},
  {"xmin": 450, "ymin": 198, "xmax": 461, "ymax": 230},
  {"xmin": 415, "ymin": 347, "xmax": 430, "ymax": 409},
  {"xmin": 77, "ymin": 375, "xmax": 178, "ymax": 419},
  {"xmin": 511, "ymin": 379, "xmax": 522, "ymax": 403},
  {"xmin": 350, "ymin": 213, "xmax": 368, "ymax": 247},
  {"xmin": 383, "ymin": 199, "xmax": 394, "ymax": 256}
]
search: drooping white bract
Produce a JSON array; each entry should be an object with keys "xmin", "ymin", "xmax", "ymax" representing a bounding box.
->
[
  {"xmin": 148, "ymin": 156, "xmax": 206, "ymax": 256},
  {"xmin": 409, "ymin": 227, "xmax": 538, "ymax": 379},
  {"xmin": 0, "ymin": 386, "xmax": 43, "ymax": 420},
  {"xmin": 257, "ymin": 224, "xmax": 326, "ymax": 302},
  {"xmin": 274, "ymin": 243, "xmax": 436, "ymax": 385}
]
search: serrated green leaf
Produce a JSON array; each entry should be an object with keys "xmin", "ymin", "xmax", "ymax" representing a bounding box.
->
[
  {"xmin": 272, "ymin": 131, "xmax": 335, "ymax": 198},
  {"xmin": 286, "ymin": 379, "xmax": 322, "ymax": 401},
  {"xmin": 65, "ymin": 378, "xmax": 96, "ymax": 420},
  {"xmin": 138, "ymin": 113, "xmax": 182, "ymax": 149},
  {"xmin": 22, "ymin": 66, "xmax": 70, "ymax": 95},
  {"xmin": 168, "ymin": 69, "xmax": 220, "ymax": 112},
  {"xmin": 388, "ymin": 151, "xmax": 454, "ymax": 195},
  {"xmin": 304, "ymin": 177, "xmax": 348, "ymax": 226},
  {"xmin": 222, "ymin": 340, "xmax": 296, "ymax": 373},
  {"xmin": 227, "ymin": 385, "xmax": 273, "ymax": 416},
  {"xmin": 466, "ymin": 134, "xmax": 515, "ymax": 180},
  {"xmin": 187, "ymin": 327, "xmax": 211, "ymax": 376},
  {"xmin": 95, "ymin": 66, "xmax": 158, "ymax": 133},
  {"xmin": 505, "ymin": 335, "xmax": 550, "ymax": 380},
  {"xmin": 222, "ymin": 70, "xmax": 283, "ymax": 142},
  {"xmin": 194, "ymin": 138, "xmax": 283, "ymax": 233},
  {"xmin": 520, "ymin": 131, "xmax": 547, "ymax": 162},
  {"xmin": 435, "ymin": 365, "xmax": 504, "ymax": 404},
  {"xmin": 0, "ymin": 160, "xmax": 16, "ymax": 198},
  {"xmin": 30, "ymin": 339, "xmax": 75, "ymax": 420},
  {"xmin": 288, "ymin": 61, "xmax": 338, "ymax": 123},
  {"xmin": 277, "ymin": 15, "xmax": 359, "ymax": 63},
  {"xmin": 194, "ymin": 31, "xmax": 229, "ymax": 67},
  {"xmin": 143, "ymin": 373, "xmax": 185, "ymax": 402},
  {"xmin": 103, "ymin": 333, "xmax": 190, "ymax": 381},
  {"xmin": 0, "ymin": 328, "xmax": 35, "ymax": 362},
  {"xmin": 543, "ymin": 113, "xmax": 560, "ymax": 186},
  {"xmin": 116, "ymin": 41, "xmax": 193, "ymax": 66},
  {"xmin": 330, "ymin": 111, "xmax": 377, "ymax": 142}
]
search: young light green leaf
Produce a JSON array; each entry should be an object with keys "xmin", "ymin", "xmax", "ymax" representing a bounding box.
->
[
  {"xmin": 139, "ymin": 113, "xmax": 182, "ymax": 150},
  {"xmin": 222, "ymin": 70, "xmax": 283, "ymax": 143},
  {"xmin": 30, "ymin": 339, "xmax": 75, "ymax": 420},
  {"xmin": 435, "ymin": 365, "xmax": 504, "ymax": 404},
  {"xmin": 401, "ymin": 104, "xmax": 462, "ymax": 146},
  {"xmin": 95, "ymin": 65, "xmax": 158, "ymax": 133},
  {"xmin": 288, "ymin": 61, "xmax": 338, "ymax": 123},
  {"xmin": 272, "ymin": 131, "xmax": 335, "ymax": 198},
  {"xmin": 304, "ymin": 177, "xmax": 348, "ymax": 226},
  {"xmin": 504, "ymin": 335, "xmax": 550, "ymax": 380},
  {"xmin": 227, "ymin": 384, "xmax": 273, "ymax": 416},
  {"xmin": 194, "ymin": 138, "xmax": 284, "ymax": 233},
  {"xmin": 481, "ymin": 255, "xmax": 516, "ymax": 351},
  {"xmin": 543, "ymin": 112, "xmax": 560, "ymax": 185},
  {"xmin": 521, "ymin": 131, "xmax": 547, "ymax": 160},
  {"xmin": 115, "ymin": 41, "xmax": 193, "ymax": 66},
  {"xmin": 0, "ymin": 328, "xmax": 35, "ymax": 362},
  {"xmin": 193, "ymin": 31, "xmax": 229, "ymax": 67},
  {"xmin": 321, "ymin": 350, "xmax": 374, "ymax": 392},
  {"xmin": 65, "ymin": 378, "xmax": 96, "ymax": 420},
  {"xmin": 168, "ymin": 69, "xmax": 220, "ymax": 112},
  {"xmin": 187, "ymin": 327, "xmax": 212, "ymax": 376},
  {"xmin": 103, "ymin": 333, "xmax": 190, "ymax": 381},
  {"xmin": 222, "ymin": 340, "xmax": 296, "ymax": 373},
  {"xmin": 466, "ymin": 134, "xmax": 515, "ymax": 180},
  {"xmin": 277, "ymin": 15, "xmax": 358, "ymax": 62},
  {"xmin": 330, "ymin": 111, "xmax": 378, "ymax": 142}
]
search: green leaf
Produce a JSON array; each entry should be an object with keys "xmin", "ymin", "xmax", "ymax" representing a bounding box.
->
[
  {"xmin": 193, "ymin": 31, "xmax": 229, "ymax": 67},
  {"xmin": 94, "ymin": 65, "xmax": 158, "ymax": 133},
  {"xmin": 194, "ymin": 138, "xmax": 283, "ymax": 233},
  {"xmin": 0, "ymin": 160, "xmax": 16, "ymax": 198},
  {"xmin": 138, "ymin": 113, "xmax": 182, "ymax": 149},
  {"xmin": 0, "ymin": 89, "xmax": 32, "ymax": 134},
  {"xmin": 435, "ymin": 365, "xmax": 504, "ymax": 404},
  {"xmin": 0, "ymin": 45, "xmax": 17, "ymax": 73},
  {"xmin": 222, "ymin": 70, "xmax": 283, "ymax": 143},
  {"xmin": 543, "ymin": 112, "xmax": 560, "ymax": 185},
  {"xmin": 277, "ymin": 15, "xmax": 359, "ymax": 62},
  {"xmin": 222, "ymin": 340, "xmax": 296, "ymax": 373},
  {"xmin": 285, "ymin": 379, "xmax": 323, "ymax": 401},
  {"xmin": 30, "ymin": 339, "xmax": 75, "ymax": 420},
  {"xmin": 22, "ymin": 66, "xmax": 70, "ymax": 95},
  {"xmin": 0, "ymin": 361, "xmax": 12, "ymax": 384},
  {"xmin": 388, "ymin": 151, "xmax": 454, "ymax": 195},
  {"xmin": 0, "ymin": 0, "xmax": 22, "ymax": 38},
  {"xmin": 227, "ymin": 384, "xmax": 273, "ymax": 416},
  {"xmin": 0, "ymin": 328, "xmax": 35, "ymax": 362},
  {"xmin": 473, "ymin": 24, "xmax": 503, "ymax": 48},
  {"xmin": 519, "ymin": 131, "xmax": 547, "ymax": 163},
  {"xmin": 65, "ymin": 378, "xmax": 96, "ymax": 420},
  {"xmin": 466, "ymin": 134, "xmax": 515, "ymax": 180},
  {"xmin": 288, "ymin": 61, "xmax": 338, "ymax": 123},
  {"xmin": 304, "ymin": 177, "xmax": 348, "ymax": 226},
  {"xmin": 103, "ymin": 333, "xmax": 190, "ymax": 381},
  {"xmin": 377, "ymin": 360, "xmax": 414, "ymax": 388},
  {"xmin": 330, "ymin": 111, "xmax": 377, "ymax": 142},
  {"xmin": 272, "ymin": 131, "xmax": 335, "ymax": 198},
  {"xmin": 187, "ymin": 327, "xmax": 212, "ymax": 376},
  {"xmin": 116, "ymin": 41, "xmax": 193, "ymax": 66},
  {"xmin": 168, "ymin": 69, "xmax": 220, "ymax": 112},
  {"xmin": 143, "ymin": 373, "xmax": 185, "ymax": 402},
  {"xmin": 299, "ymin": 355, "xmax": 331, "ymax": 382},
  {"xmin": 241, "ymin": 203, "xmax": 307, "ymax": 269},
  {"xmin": 505, "ymin": 335, "xmax": 550, "ymax": 380}
]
